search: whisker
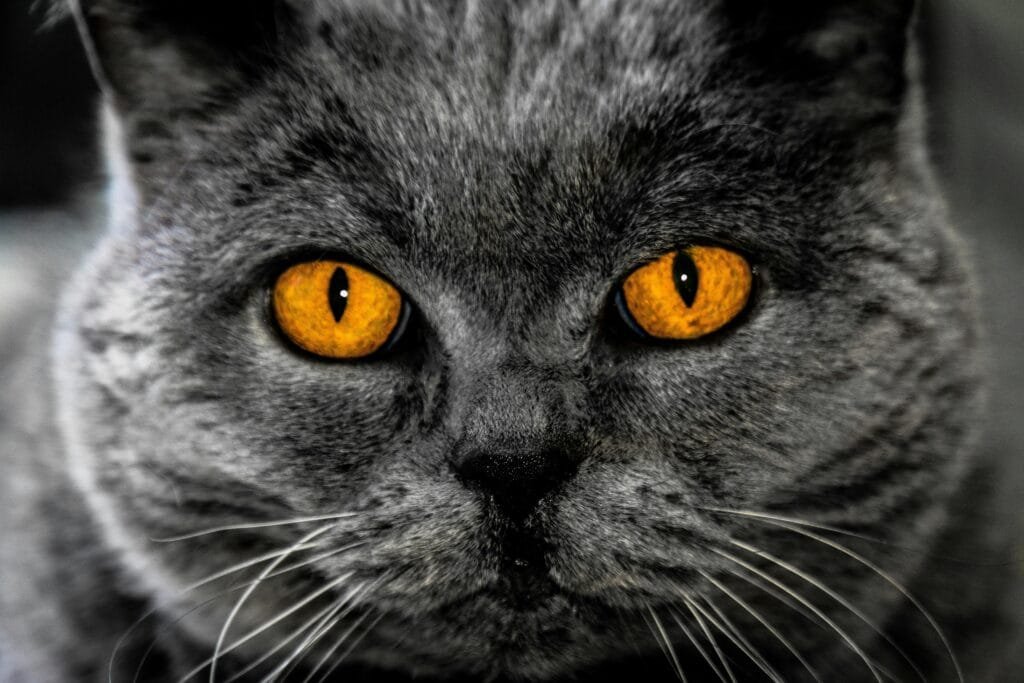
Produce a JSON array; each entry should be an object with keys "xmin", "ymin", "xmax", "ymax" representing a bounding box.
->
[
  {"xmin": 302, "ymin": 610, "xmax": 372, "ymax": 683},
  {"xmin": 151, "ymin": 513, "xmax": 357, "ymax": 543},
  {"xmin": 701, "ymin": 506, "xmax": 1009, "ymax": 568},
  {"xmin": 111, "ymin": 541, "xmax": 325, "ymax": 680},
  {"xmin": 258, "ymin": 583, "xmax": 368, "ymax": 683},
  {"xmin": 646, "ymin": 605, "xmax": 688, "ymax": 682},
  {"xmin": 699, "ymin": 569, "xmax": 821, "ymax": 683},
  {"xmin": 693, "ymin": 594, "xmax": 782, "ymax": 682},
  {"xmin": 683, "ymin": 598, "xmax": 737, "ymax": 683},
  {"xmin": 686, "ymin": 595, "xmax": 776, "ymax": 682},
  {"xmin": 180, "ymin": 569, "xmax": 355, "ymax": 682},
  {"xmin": 712, "ymin": 547, "xmax": 884, "ymax": 683},
  {"xmin": 227, "ymin": 599, "xmax": 344, "ymax": 683},
  {"xmin": 222, "ymin": 584, "xmax": 364, "ymax": 683},
  {"xmin": 133, "ymin": 582, "xmax": 317, "ymax": 683},
  {"xmin": 731, "ymin": 538, "xmax": 926, "ymax": 682},
  {"xmin": 763, "ymin": 519, "xmax": 964, "ymax": 683},
  {"xmin": 726, "ymin": 566, "xmax": 820, "ymax": 626},
  {"xmin": 263, "ymin": 541, "xmax": 367, "ymax": 583},
  {"xmin": 302, "ymin": 571, "xmax": 390, "ymax": 677},
  {"xmin": 201, "ymin": 524, "xmax": 336, "ymax": 683},
  {"xmin": 314, "ymin": 610, "xmax": 385, "ymax": 683},
  {"xmin": 702, "ymin": 507, "xmax": 886, "ymax": 543},
  {"xmin": 669, "ymin": 607, "xmax": 727, "ymax": 683}
]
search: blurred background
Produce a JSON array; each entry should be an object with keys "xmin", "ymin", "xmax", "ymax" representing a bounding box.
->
[{"xmin": 1, "ymin": 0, "xmax": 1021, "ymax": 626}]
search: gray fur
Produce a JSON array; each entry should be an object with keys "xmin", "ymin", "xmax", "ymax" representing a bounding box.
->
[{"xmin": 1, "ymin": 1, "xmax": 1010, "ymax": 680}]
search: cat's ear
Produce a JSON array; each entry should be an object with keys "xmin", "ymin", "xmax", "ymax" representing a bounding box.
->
[
  {"xmin": 720, "ymin": 0, "xmax": 917, "ymax": 109},
  {"xmin": 69, "ymin": 0, "xmax": 296, "ymax": 111}
]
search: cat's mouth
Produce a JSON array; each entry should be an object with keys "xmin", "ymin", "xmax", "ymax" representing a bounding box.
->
[
  {"xmin": 490, "ymin": 519, "xmax": 565, "ymax": 611},
  {"xmin": 413, "ymin": 524, "xmax": 570, "ymax": 617},
  {"xmin": 437, "ymin": 565, "xmax": 567, "ymax": 617}
]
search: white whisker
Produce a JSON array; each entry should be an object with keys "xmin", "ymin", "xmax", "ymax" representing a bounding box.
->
[
  {"xmin": 226, "ymin": 599, "xmax": 343, "ymax": 683},
  {"xmin": 259, "ymin": 583, "xmax": 367, "ymax": 683},
  {"xmin": 151, "ymin": 512, "xmax": 356, "ymax": 543},
  {"xmin": 313, "ymin": 611, "xmax": 385, "ymax": 683},
  {"xmin": 692, "ymin": 594, "xmax": 782, "ymax": 682},
  {"xmin": 222, "ymin": 584, "xmax": 363, "ymax": 683},
  {"xmin": 669, "ymin": 607, "xmax": 727, "ymax": 683},
  {"xmin": 699, "ymin": 569, "xmax": 821, "ymax": 683},
  {"xmin": 765, "ymin": 519, "xmax": 964, "ymax": 683},
  {"xmin": 301, "ymin": 573, "xmax": 391, "ymax": 683},
  {"xmin": 134, "ymin": 579, "xmax": 330, "ymax": 683},
  {"xmin": 731, "ymin": 538, "xmax": 926, "ymax": 682},
  {"xmin": 200, "ymin": 524, "xmax": 335, "ymax": 683},
  {"xmin": 684, "ymin": 598, "xmax": 736, "ymax": 683},
  {"xmin": 729, "ymin": 565, "xmax": 820, "ymax": 625},
  {"xmin": 302, "ymin": 610, "xmax": 371, "ymax": 683},
  {"xmin": 702, "ymin": 507, "xmax": 881, "ymax": 540},
  {"xmin": 263, "ymin": 541, "xmax": 366, "ymax": 582},
  {"xmin": 704, "ymin": 506, "xmax": 1005, "ymax": 566},
  {"xmin": 646, "ymin": 606, "xmax": 688, "ymax": 682},
  {"xmin": 712, "ymin": 547, "xmax": 884, "ymax": 682},
  {"xmin": 184, "ymin": 568, "xmax": 354, "ymax": 681},
  {"xmin": 111, "ymin": 540, "xmax": 325, "ymax": 679}
]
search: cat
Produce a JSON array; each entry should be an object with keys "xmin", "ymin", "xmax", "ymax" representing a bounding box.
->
[{"xmin": 1, "ymin": 0, "xmax": 1020, "ymax": 680}]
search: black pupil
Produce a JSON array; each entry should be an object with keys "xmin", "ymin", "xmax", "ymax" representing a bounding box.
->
[
  {"xmin": 672, "ymin": 251, "xmax": 699, "ymax": 307},
  {"xmin": 328, "ymin": 267, "xmax": 349, "ymax": 323}
]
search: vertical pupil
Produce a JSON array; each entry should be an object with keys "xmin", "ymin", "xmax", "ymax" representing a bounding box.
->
[
  {"xmin": 673, "ymin": 251, "xmax": 699, "ymax": 307},
  {"xmin": 328, "ymin": 267, "xmax": 349, "ymax": 322}
]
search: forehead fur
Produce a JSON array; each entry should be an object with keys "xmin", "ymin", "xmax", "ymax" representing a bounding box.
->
[{"xmin": 110, "ymin": 0, "xmax": 908, "ymax": 287}]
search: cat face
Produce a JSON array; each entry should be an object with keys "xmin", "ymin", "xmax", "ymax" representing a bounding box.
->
[{"xmin": 56, "ymin": 0, "xmax": 979, "ymax": 679}]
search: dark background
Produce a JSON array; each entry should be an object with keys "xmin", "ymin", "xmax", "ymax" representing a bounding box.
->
[
  {"xmin": 0, "ymin": 1, "xmax": 95, "ymax": 207},
  {"xmin": 1, "ymin": 0, "xmax": 1022, "ymax": 658}
]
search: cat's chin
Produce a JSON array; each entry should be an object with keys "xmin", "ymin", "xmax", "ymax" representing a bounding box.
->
[
  {"xmin": 347, "ymin": 622, "xmax": 646, "ymax": 682},
  {"xmin": 341, "ymin": 588, "xmax": 659, "ymax": 681}
]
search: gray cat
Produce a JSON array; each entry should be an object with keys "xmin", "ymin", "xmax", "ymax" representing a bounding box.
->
[{"xmin": 1, "ymin": 0, "xmax": 1019, "ymax": 681}]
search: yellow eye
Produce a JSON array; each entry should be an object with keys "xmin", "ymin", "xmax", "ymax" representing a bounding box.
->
[
  {"xmin": 619, "ymin": 246, "xmax": 752, "ymax": 341},
  {"xmin": 273, "ymin": 260, "xmax": 406, "ymax": 359}
]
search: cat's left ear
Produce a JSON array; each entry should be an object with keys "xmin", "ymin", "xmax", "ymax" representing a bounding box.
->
[
  {"xmin": 67, "ymin": 0, "xmax": 296, "ymax": 111},
  {"xmin": 720, "ymin": 0, "xmax": 917, "ymax": 111}
]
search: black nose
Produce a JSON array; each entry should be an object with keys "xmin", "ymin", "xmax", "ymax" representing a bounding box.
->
[{"xmin": 452, "ymin": 447, "xmax": 580, "ymax": 514}]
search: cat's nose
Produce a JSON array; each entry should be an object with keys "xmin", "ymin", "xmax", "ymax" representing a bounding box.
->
[
  {"xmin": 452, "ymin": 445, "xmax": 582, "ymax": 514},
  {"xmin": 446, "ymin": 356, "xmax": 586, "ymax": 513}
]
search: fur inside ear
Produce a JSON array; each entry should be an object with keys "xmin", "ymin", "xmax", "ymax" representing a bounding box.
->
[
  {"xmin": 720, "ymin": 0, "xmax": 916, "ymax": 107},
  {"xmin": 66, "ymin": 0, "xmax": 294, "ymax": 109}
]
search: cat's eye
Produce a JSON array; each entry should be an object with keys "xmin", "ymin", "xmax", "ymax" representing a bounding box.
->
[
  {"xmin": 616, "ymin": 246, "xmax": 752, "ymax": 341},
  {"xmin": 273, "ymin": 260, "xmax": 407, "ymax": 359}
]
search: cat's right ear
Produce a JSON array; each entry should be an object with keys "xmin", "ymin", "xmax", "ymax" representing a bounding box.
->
[
  {"xmin": 718, "ymin": 0, "xmax": 917, "ymax": 118},
  {"xmin": 67, "ymin": 0, "xmax": 296, "ymax": 112}
]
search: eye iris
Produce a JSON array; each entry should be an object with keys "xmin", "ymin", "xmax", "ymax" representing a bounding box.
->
[
  {"xmin": 328, "ymin": 267, "xmax": 349, "ymax": 322},
  {"xmin": 672, "ymin": 250, "xmax": 699, "ymax": 307},
  {"xmin": 273, "ymin": 260, "xmax": 403, "ymax": 359},
  {"xmin": 620, "ymin": 246, "xmax": 751, "ymax": 341}
]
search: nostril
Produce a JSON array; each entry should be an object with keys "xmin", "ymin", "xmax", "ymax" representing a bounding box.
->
[{"xmin": 453, "ymin": 447, "xmax": 580, "ymax": 513}]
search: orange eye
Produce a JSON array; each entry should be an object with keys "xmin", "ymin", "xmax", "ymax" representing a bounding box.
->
[
  {"xmin": 273, "ymin": 260, "xmax": 406, "ymax": 359},
  {"xmin": 618, "ymin": 246, "xmax": 752, "ymax": 341}
]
